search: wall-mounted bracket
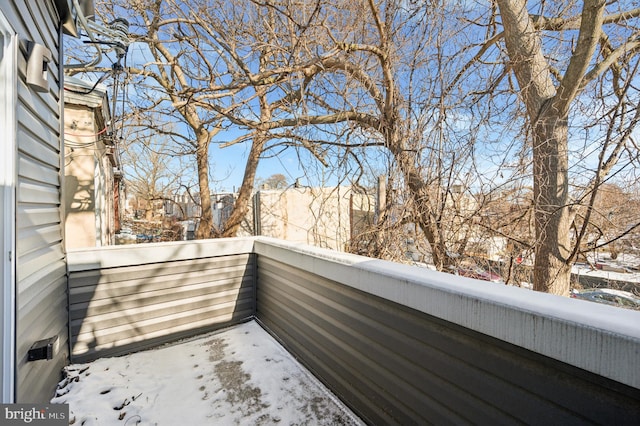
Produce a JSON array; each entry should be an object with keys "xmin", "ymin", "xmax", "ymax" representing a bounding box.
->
[{"xmin": 25, "ymin": 41, "xmax": 51, "ymax": 92}]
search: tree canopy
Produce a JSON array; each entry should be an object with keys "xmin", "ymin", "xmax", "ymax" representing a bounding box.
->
[{"xmin": 73, "ymin": 0, "xmax": 640, "ymax": 295}]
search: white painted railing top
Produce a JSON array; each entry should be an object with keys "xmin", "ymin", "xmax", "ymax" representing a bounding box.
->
[{"xmin": 67, "ymin": 238, "xmax": 257, "ymax": 271}]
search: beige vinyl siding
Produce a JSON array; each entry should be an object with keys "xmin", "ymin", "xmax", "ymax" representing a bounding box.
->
[{"xmin": 1, "ymin": 0, "xmax": 68, "ymax": 403}]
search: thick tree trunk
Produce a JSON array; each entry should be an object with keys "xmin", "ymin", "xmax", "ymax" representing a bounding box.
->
[
  {"xmin": 496, "ymin": 0, "xmax": 604, "ymax": 295},
  {"xmin": 532, "ymin": 112, "xmax": 572, "ymax": 295},
  {"xmin": 222, "ymin": 86, "xmax": 271, "ymax": 237},
  {"xmin": 220, "ymin": 135, "xmax": 266, "ymax": 237},
  {"xmin": 195, "ymin": 130, "xmax": 214, "ymax": 239}
]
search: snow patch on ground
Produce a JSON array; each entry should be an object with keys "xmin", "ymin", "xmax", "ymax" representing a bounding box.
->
[{"xmin": 52, "ymin": 321, "xmax": 363, "ymax": 425}]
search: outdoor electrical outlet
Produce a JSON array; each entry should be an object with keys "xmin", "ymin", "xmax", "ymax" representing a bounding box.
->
[{"xmin": 28, "ymin": 335, "xmax": 59, "ymax": 361}]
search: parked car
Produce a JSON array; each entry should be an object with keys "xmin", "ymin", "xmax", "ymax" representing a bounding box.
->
[
  {"xmin": 115, "ymin": 228, "xmax": 137, "ymax": 245},
  {"xmin": 136, "ymin": 233, "xmax": 155, "ymax": 242},
  {"xmin": 452, "ymin": 265, "xmax": 503, "ymax": 283},
  {"xmin": 570, "ymin": 288, "xmax": 640, "ymax": 310}
]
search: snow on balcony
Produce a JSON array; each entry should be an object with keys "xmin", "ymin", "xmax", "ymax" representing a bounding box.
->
[{"xmin": 52, "ymin": 320, "xmax": 363, "ymax": 425}]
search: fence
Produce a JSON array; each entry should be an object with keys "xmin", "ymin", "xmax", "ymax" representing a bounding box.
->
[{"xmin": 67, "ymin": 237, "xmax": 640, "ymax": 424}]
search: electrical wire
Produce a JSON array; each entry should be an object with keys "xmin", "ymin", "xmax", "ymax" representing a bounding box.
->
[
  {"xmin": 64, "ymin": 126, "xmax": 109, "ymax": 138},
  {"xmin": 65, "ymin": 139, "xmax": 109, "ymax": 148},
  {"xmin": 120, "ymin": 54, "xmax": 129, "ymax": 142},
  {"xmin": 109, "ymin": 48, "xmax": 129, "ymax": 168},
  {"xmin": 64, "ymin": 71, "xmax": 111, "ymax": 95},
  {"xmin": 65, "ymin": 0, "xmax": 102, "ymax": 70}
]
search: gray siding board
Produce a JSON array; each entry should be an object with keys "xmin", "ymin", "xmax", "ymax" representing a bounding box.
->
[
  {"xmin": 258, "ymin": 262, "xmax": 538, "ymax": 419},
  {"xmin": 18, "ymin": 273, "xmax": 66, "ymax": 328},
  {"xmin": 16, "ymin": 128, "xmax": 59, "ymax": 171},
  {"xmin": 73, "ymin": 298, "xmax": 253, "ymax": 350},
  {"xmin": 258, "ymin": 266, "xmax": 516, "ymax": 424},
  {"xmin": 18, "ymin": 155, "xmax": 60, "ymax": 185},
  {"xmin": 70, "ymin": 281, "xmax": 254, "ymax": 335},
  {"xmin": 258, "ymin": 263, "xmax": 495, "ymax": 425},
  {"xmin": 17, "ymin": 205, "xmax": 60, "ymax": 227},
  {"xmin": 4, "ymin": 2, "xmax": 30, "ymax": 36},
  {"xmin": 15, "ymin": 272, "xmax": 67, "ymax": 403},
  {"xmin": 70, "ymin": 277, "xmax": 253, "ymax": 321},
  {"xmin": 17, "ymin": 88, "xmax": 60, "ymax": 136},
  {"xmin": 29, "ymin": 1, "xmax": 58, "ymax": 54},
  {"xmin": 257, "ymin": 307, "xmax": 407, "ymax": 425},
  {"xmin": 71, "ymin": 303, "xmax": 255, "ymax": 363},
  {"xmin": 16, "ymin": 100, "xmax": 59, "ymax": 145},
  {"xmin": 16, "ymin": 225, "xmax": 62, "ymax": 258},
  {"xmin": 68, "ymin": 254, "xmax": 257, "ymax": 362},
  {"xmin": 16, "ymin": 105, "xmax": 60, "ymax": 140},
  {"xmin": 3, "ymin": 0, "xmax": 67, "ymax": 403},
  {"xmin": 17, "ymin": 259, "xmax": 65, "ymax": 311},
  {"xmin": 69, "ymin": 256, "xmax": 253, "ymax": 303},
  {"xmin": 16, "ymin": 239, "xmax": 63, "ymax": 271},
  {"xmin": 256, "ymin": 256, "xmax": 640, "ymax": 425},
  {"xmin": 70, "ymin": 275, "xmax": 253, "ymax": 316},
  {"xmin": 69, "ymin": 255, "xmax": 253, "ymax": 289},
  {"xmin": 257, "ymin": 286, "xmax": 444, "ymax": 425},
  {"xmin": 17, "ymin": 181, "xmax": 59, "ymax": 205}
]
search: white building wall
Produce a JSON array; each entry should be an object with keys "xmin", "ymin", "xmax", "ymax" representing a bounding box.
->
[{"xmin": 256, "ymin": 186, "xmax": 354, "ymax": 251}]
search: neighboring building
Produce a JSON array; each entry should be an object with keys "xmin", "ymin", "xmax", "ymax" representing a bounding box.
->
[
  {"xmin": 63, "ymin": 76, "xmax": 122, "ymax": 248},
  {"xmin": 162, "ymin": 186, "xmax": 374, "ymax": 248},
  {"xmin": 0, "ymin": 0, "xmax": 86, "ymax": 403},
  {"xmin": 164, "ymin": 192, "xmax": 195, "ymax": 220},
  {"xmin": 164, "ymin": 192, "xmax": 238, "ymax": 239},
  {"xmin": 251, "ymin": 186, "xmax": 373, "ymax": 252},
  {"xmin": 164, "ymin": 192, "xmax": 233, "ymax": 226}
]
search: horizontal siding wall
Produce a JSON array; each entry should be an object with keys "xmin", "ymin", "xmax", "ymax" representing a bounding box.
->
[
  {"xmin": 67, "ymin": 239, "xmax": 257, "ymax": 362},
  {"xmin": 2, "ymin": 0, "xmax": 69, "ymax": 403},
  {"xmin": 254, "ymin": 239, "xmax": 640, "ymax": 425}
]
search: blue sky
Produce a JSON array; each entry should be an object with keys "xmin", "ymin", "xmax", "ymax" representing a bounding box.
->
[{"xmin": 67, "ymin": 0, "xmax": 640, "ymax": 197}]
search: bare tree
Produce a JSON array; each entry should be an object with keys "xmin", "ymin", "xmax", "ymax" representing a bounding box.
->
[
  {"xmin": 490, "ymin": 0, "xmax": 640, "ymax": 294},
  {"xmin": 119, "ymin": 131, "xmax": 183, "ymax": 220},
  {"xmin": 84, "ymin": 0, "xmax": 640, "ymax": 296},
  {"xmin": 94, "ymin": 0, "xmax": 338, "ymax": 238},
  {"xmin": 256, "ymin": 174, "xmax": 289, "ymax": 190},
  {"xmin": 268, "ymin": 1, "xmax": 490, "ymax": 270},
  {"xmin": 256, "ymin": 0, "xmax": 640, "ymax": 295}
]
